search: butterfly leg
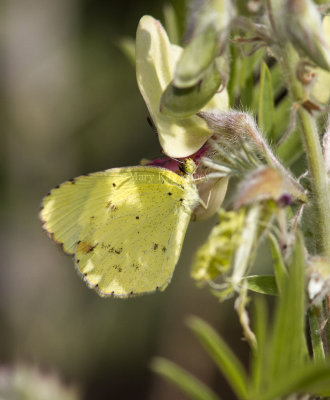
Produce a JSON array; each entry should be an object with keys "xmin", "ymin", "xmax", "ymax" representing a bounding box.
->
[{"xmin": 198, "ymin": 189, "xmax": 213, "ymax": 210}]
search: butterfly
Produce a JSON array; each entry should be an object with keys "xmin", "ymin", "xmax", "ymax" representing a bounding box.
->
[{"xmin": 39, "ymin": 161, "xmax": 199, "ymax": 297}]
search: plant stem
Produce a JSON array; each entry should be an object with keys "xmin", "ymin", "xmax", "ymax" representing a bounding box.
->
[
  {"xmin": 278, "ymin": 43, "xmax": 330, "ymax": 259},
  {"xmin": 267, "ymin": 0, "xmax": 330, "ymax": 353},
  {"xmin": 308, "ymin": 306, "xmax": 325, "ymax": 362}
]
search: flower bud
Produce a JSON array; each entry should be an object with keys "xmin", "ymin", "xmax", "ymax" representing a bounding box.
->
[
  {"xmin": 233, "ymin": 167, "xmax": 292, "ymax": 209},
  {"xmin": 311, "ymin": 16, "xmax": 330, "ymax": 104},
  {"xmin": 136, "ymin": 15, "xmax": 228, "ymax": 158},
  {"xmin": 285, "ymin": 0, "xmax": 330, "ymax": 71},
  {"xmin": 198, "ymin": 110, "xmax": 307, "ymax": 203}
]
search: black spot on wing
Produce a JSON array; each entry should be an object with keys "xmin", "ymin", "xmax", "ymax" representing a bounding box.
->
[
  {"xmin": 132, "ymin": 263, "xmax": 140, "ymax": 271},
  {"xmin": 106, "ymin": 201, "xmax": 118, "ymax": 211},
  {"xmin": 162, "ymin": 246, "xmax": 167, "ymax": 253},
  {"xmin": 136, "ymin": 216, "xmax": 140, "ymax": 220},
  {"xmin": 152, "ymin": 243, "xmax": 158, "ymax": 250}
]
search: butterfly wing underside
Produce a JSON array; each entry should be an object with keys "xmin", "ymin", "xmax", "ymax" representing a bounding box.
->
[{"xmin": 40, "ymin": 167, "xmax": 198, "ymax": 297}]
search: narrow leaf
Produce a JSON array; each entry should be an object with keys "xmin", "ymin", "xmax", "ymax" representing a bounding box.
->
[
  {"xmin": 269, "ymin": 85, "xmax": 290, "ymax": 143},
  {"xmin": 227, "ymin": 45, "xmax": 238, "ymax": 108},
  {"xmin": 240, "ymin": 49, "xmax": 264, "ymax": 111},
  {"xmin": 259, "ymin": 362, "xmax": 330, "ymax": 400},
  {"xmin": 245, "ymin": 275, "xmax": 278, "ymax": 296},
  {"xmin": 117, "ymin": 37, "xmax": 135, "ymax": 66},
  {"xmin": 276, "ymin": 127, "xmax": 303, "ymax": 166},
  {"xmin": 258, "ymin": 61, "xmax": 274, "ymax": 135},
  {"xmin": 163, "ymin": 4, "xmax": 180, "ymax": 45},
  {"xmin": 269, "ymin": 231, "xmax": 308, "ymax": 379},
  {"xmin": 268, "ymin": 233, "xmax": 288, "ymax": 294},
  {"xmin": 187, "ymin": 316, "xmax": 248, "ymax": 400},
  {"xmin": 250, "ymin": 296, "xmax": 269, "ymax": 396},
  {"xmin": 151, "ymin": 358, "xmax": 221, "ymax": 400}
]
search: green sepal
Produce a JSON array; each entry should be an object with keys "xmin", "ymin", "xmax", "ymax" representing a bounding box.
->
[
  {"xmin": 160, "ymin": 61, "xmax": 221, "ymax": 118},
  {"xmin": 174, "ymin": 23, "xmax": 219, "ymax": 88}
]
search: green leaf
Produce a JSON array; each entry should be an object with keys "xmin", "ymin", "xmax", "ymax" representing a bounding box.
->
[
  {"xmin": 250, "ymin": 297, "xmax": 269, "ymax": 396},
  {"xmin": 269, "ymin": 231, "xmax": 308, "ymax": 379},
  {"xmin": 267, "ymin": 233, "xmax": 288, "ymax": 294},
  {"xmin": 240, "ymin": 73, "xmax": 254, "ymax": 111},
  {"xmin": 239, "ymin": 49, "xmax": 264, "ymax": 111},
  {"xmin": 163, "ymin": 4, "xmax": 180, "ymax": 45},
  {"xmin": 151, "ymin": 358, "xmax": 221, "ymax": 400},
  {"xmin": 254, "ymin": 63, "xmax": 285, "ymax": 142},
  {"xmin": 258, "ymin": 61, "xmax": 274, "ymax": 135},
  {"xmin": 245, "ymin": 275, "xmax": 278, "ymax": 296},
  {"xmin": 160, "ymin": 61, "xmax": 221, "ymax": 118},
  {"xmin": 259, "ymin": 362, "xmax": 330, "ymax": 400},
  {"xmin": 227, "ymin": 45, "xmax": 238, "ymax": 107},
  {"xmin": 187, "ymin": 316, "xmax": 248, "ymax": 400},
  {"xmin": 271, "ymin": 96, "xmax": 291, "ymax": 142},
  {"xmin": 117, "ymin": 37, "xmax": 135, "ymax": 66},
  {"xmin": 276, "ymin": 127, "xmax": 303, "ymax": 166}
]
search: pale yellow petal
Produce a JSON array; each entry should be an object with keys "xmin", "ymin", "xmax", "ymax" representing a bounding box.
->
[{"xmin": 136, "ymin": 15, "xmax": 228, "ymax": 158}]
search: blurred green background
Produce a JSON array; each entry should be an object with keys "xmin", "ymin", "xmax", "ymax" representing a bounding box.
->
[{"xmin": 0, "ymin": 1, "xmax": 261, "ymax": 398}]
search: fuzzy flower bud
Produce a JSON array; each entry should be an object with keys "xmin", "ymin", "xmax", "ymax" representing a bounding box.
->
[
  {"xmin": 233, "ymin": 167, "xmax": 292, "ymax": 209},
  {"xmin": 199, "ymin": 110, "xmax": 307, "ymax": 202}
]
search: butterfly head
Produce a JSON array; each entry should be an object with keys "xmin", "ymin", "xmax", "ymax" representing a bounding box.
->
[{"xmin": 179, "ymin": 158, "xmax": 197, "ymax": 176}]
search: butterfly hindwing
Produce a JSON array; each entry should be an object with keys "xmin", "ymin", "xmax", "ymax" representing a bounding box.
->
[{"xmin": 40, "ymin": 166, "xmax": 199, "ymax": 297}]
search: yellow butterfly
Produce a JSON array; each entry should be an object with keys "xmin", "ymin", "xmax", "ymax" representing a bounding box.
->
[{"xmin": 39, "ymin": 161, "xmax": 199, "ymax": 297}]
